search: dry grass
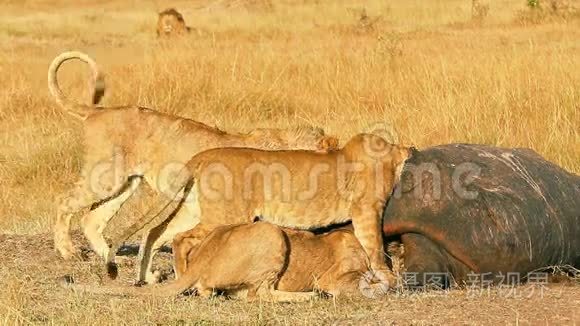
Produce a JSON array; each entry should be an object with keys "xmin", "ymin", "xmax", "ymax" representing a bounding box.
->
[
  {"xmin": 0, "ymin": 0, "xmax": 578, "ymax": 324},
  {"xmin": 0, "ymin": 232, "xmax": 578, "ymax": 325}
]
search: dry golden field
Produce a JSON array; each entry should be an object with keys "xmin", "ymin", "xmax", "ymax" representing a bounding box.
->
[{"xmin": 0, "ymin": 0, "xmax": 579, "ymax": 324}]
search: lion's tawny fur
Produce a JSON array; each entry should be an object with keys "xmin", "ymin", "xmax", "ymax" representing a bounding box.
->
[
  {"xmin": 174, "ymin": 223, "xmax": 373, "ymax": 297},
  {"xmin": 64, "ymin": 222, "xmax": 374, "ymax": 301},
  {"xmin": 156, "ymin": 8, "xmax": 190, "ymax": 38},
  {"xmin": 107, "ymin": 133, "xmax": 411, "ymax": 285},
  {"xmin": 47, "ymin": 51, "xmax": 339, "ymax": 269}
]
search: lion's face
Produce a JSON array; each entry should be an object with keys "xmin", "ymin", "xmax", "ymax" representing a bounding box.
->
[{"xmin": 157, "ymin": 9, "xmax": 189, "ymax": 37}]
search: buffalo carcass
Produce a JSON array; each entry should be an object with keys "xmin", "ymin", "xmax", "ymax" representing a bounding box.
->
[{"xmin": 382, "ymin": 144, "xmax": 579, "ymax": 288}]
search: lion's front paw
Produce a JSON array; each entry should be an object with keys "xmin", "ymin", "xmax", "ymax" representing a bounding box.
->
[
  {"xmin": 57, "ymin": 246, "xmax": 88, "ymax": 262},
  {"xmin": 144, "ymin": 270, "xmax": 162, "ymax": 285}
]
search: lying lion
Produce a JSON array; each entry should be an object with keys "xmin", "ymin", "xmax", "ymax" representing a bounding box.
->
[
  {"xmin": 106, "ymin": 133, "xmax": 411, "ymax": 285},
  {"xmin": 64, "ymin": 222, "xmax": 384, "ymax": 301},
  {"xmin": 48, "ymin": 51, "xmax": 338, "ymax": 263}
]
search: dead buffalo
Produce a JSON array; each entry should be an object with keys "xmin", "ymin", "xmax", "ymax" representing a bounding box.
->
[{"xmin": 382, "ymin": 144, "xmax": 579, "ymax": 288}]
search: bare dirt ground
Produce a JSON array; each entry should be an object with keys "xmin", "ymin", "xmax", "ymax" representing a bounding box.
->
[{"xmin": 0, "ymin": 232, "xmax": 578, "ymax": 325}]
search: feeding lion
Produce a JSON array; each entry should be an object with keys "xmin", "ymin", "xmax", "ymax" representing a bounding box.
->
[
  {"xmin": 106, "ymin": 133, "xmax": 411, "ymax": 285},
  {"xmin": 48, "ymin": 51, "xmax": 339, "ymax": 263},
  {"xmin": 63, "ymin": 222, "xmax": 385, "ymax": 301}
]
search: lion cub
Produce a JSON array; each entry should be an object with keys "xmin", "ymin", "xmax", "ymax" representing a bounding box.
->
[
  {"xmin": 173, "ymin": 223, "xmax": 378, "ymax": 297},
  {"xmin": 106, "ymin": 133, "xmax": 411, "ymax": 285},
  {"xmin": 64, "ymin": 222, "xmax": 379, "ymax": 301}
]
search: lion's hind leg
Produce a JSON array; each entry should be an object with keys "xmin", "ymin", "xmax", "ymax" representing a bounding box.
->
[
  {"xmin": 55, "ymin": 147, "xmax": 135, "ymax": 260},
  {"xmin": 250, "ymin": 272, "xmax": 318, "ymax": 303},
  {"xmin": 251, "ymin": 281, "xmax": 319, "ymax": 303},
  {"xmin": 137, "ymin": 203, "xmax": 199, "ymax": 284},
  {"xmin": 55, "ymin": 176, "xmax": 102, "ymax": 260},
  {"xmin": 81, "ymin": 176, "xmax": 142, "ymax": 259}
]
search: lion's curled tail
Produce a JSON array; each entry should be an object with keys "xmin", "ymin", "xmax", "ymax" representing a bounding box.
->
[{"xmin": 47, "ymin": 51, "xmax": 105, "ymax": 120}]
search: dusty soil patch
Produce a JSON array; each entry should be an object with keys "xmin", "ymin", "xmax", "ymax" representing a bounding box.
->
[{"xmin": 0, "ymin": 233, "xmax": 578, "ymax": 324}]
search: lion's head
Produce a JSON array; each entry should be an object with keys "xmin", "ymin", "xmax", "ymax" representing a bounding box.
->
[{"xmin": 157, "ymin": 8, "xmax": 190, "ymax": 38}]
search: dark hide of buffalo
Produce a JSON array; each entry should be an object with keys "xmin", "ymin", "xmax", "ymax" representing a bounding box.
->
[{"xmin": 382, "ymin": 144, "xmax": 580, "ymax": 288}]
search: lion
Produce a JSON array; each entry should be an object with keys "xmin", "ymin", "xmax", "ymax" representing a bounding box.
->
[
  {"xmin": 48, "ymin": 51, "xmax": 339, "ymax": 262},
  {"xmin": 63, "ymin": 222, "xmax": 383, "ymax": 301},
  {"xmin": 173, "ymin": 223, "xmax": 383, "ymax": 297},
  {"xmin": 105, "ymin": 133, "xmax": 411, "ymax": 285},
  {"xmin": 156, "ymin": 8, "xmax": 190, "ymax": 38}
]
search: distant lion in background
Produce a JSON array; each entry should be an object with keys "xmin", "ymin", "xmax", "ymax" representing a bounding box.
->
[{"xmin": 157, "ymin": 8, "xmax": 190, "ymax": 38}]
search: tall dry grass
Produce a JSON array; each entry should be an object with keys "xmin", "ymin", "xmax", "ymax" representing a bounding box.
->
[{"xmin": 0, "ymin": 0, "xmax": 578, "ymax": 233}]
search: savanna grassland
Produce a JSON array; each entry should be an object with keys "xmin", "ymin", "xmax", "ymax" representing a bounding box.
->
[{"xmin": 0, "ymin": 0, "xmax": 578, "ymax": 324}]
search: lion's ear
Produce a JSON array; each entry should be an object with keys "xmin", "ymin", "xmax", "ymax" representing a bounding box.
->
[{"xmin": 317, "ymin": 136, "xmax": 339, "ymax": 152}]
